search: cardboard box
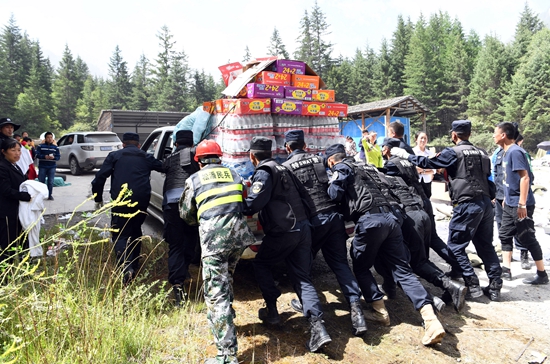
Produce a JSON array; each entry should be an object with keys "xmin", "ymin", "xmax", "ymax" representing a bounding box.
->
[
  {"xmin": 246, "ymin": 83, "xmax": 284, "ymax": 98},
  {"xmin": 270, "ymin": 60, "xmax": 306, "ymax": 75},
  {"xmin": 218, "ymin": 62, "xmax": 243, "ymax": 86},
  {"xmin": 271, "ymin": 98, "xmax": 303, "ymax": 115},
  {"xmin": 302, "ymin": 102, "xmax": 348, "ymax": 117},
  {"xmin": 222, "ymin": 98, "xmax": 271, "ymax": 115},
  {"xmin": 255, "ymin": 71, "xmax": 292, "ymax": 86},
  {"xmin": 291, "ymin": 74, "xmax": 320, "ymax": 89},
  {"xmin": 203, "ymin": 100, "xmax": 224, "ymax": 114},
  {"xmin": 284, "ymin": 86, "xmax": 312, "ymax": 100},
  {"xmin": 311, "ymin": 89, "xmax": 335, "ymax": 102}
]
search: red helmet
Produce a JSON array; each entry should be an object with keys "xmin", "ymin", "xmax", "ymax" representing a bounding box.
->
[{"xmin": 194, "ymin": 139, "xmax": 222, "ymax": 162}]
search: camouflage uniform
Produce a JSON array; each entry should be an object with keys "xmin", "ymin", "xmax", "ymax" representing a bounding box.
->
[{"xmin": 180, "ymin": 165, "xmax": 255, "ymax": 364}]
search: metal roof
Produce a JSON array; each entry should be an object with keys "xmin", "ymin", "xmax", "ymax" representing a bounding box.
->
[{"xmin": 347, "ymin": 95, "xmax": 429, "ymax": 117}]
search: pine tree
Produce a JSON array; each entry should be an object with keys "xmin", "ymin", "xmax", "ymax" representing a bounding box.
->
[
  {"xmin": 350, "ymin": 46, "xmax": 377, "ymax": 104},
  {"xmin": 0, "ymin": 15, "xmax": 25, "ymax": 116},
  {"xmin": 14, "ymin": 60, "xmax": 58, "ymax": 136},
  {"xmin": 52, "ymin": 45, "xmax": 80, "ymax": 129},
  {"xmin": 129, "ymin": 54, "xmax": 150, "ymax": 110},
  {"xmin": 467, "ymin": 35, "xmax": 510, "ymax": 131},
  {"xmin": 188, "ymin": 69, "xmax": 219, "ymax": 110},
  {"xmin": 295, "ymin": 10, "xmax": 314, "ymax": 66},
  {"xmin": 75, "ymin": 75, "xmax": 108, "ymax": 130},
  {"xmin": 324, "ymin": 56, "xmax": 353, "ymax": 105},
  {"xmin": 389, "ymin": 15, "xmax": 414, "ymax": 96},
  {"xmin": 243, "ymin": 45, "xmax": 251, "ymax": 62},
  {"xmin": 509, "ymin": 3, "xmax": 544, "ymax": 72},
  {"xmin": 309, "ymin": 1, "xmax": 333, "ymax": 78},
  {"xmin": 503, "ymin": 28, "xmax": 550, "ymax": 151},
  {"xmin": 74, "ymin": 56, "xmax": 89, "ymax": 97},
  {"xmin": 374, "ymin": 39, "xmax": 395, "ymax": 99},
  {"xmin": 267, "ymin": 28, "xmax": 290, "ymax": 59},
  {"xmin": 106, "ymin": 45, "xmax": 132, "ymax": 109}
]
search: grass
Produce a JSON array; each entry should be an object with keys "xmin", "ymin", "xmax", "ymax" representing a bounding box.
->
[{"xmin": 0, "ymin": 185, "xmax": 211, "ymax": 364}]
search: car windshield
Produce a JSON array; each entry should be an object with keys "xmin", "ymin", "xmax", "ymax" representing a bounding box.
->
[{"xmin": 84, "ymin": 134, "xmax": 120, "ymax": 143}]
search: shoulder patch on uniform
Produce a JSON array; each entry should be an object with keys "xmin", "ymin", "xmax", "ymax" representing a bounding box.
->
[{"xmin": 251, "ymin": 181, "xmax": 263, "ymax": 194}]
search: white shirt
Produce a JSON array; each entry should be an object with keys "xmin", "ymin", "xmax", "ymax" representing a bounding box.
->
[{"xmin": 413, "ymin": 146, "xmax": 435, "ymax": 183}]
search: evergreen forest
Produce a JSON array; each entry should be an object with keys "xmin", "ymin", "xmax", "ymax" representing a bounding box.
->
[{"xmin": 1, "ymin": 2, "xmax": 549, "ymax": 152}]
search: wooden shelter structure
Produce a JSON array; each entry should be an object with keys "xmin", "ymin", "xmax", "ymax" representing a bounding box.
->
[
  {"xmin": 97, "ymin": 110, "xmax": 190, "ymax": 142},
  {"xmin": 346, "ymin": 95, "xmax": 429, "ymax": 133}
]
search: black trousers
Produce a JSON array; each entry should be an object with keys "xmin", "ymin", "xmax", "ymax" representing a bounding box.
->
[
  {"xmin": 499, "ymin": 204, "xmax": 543, "ymax": 261},
  {"xmin": 253, "ymin": 220, "xmax": 323, "ymax": 319},
  {"xmin": 495, "ymin": 199, "xmax": 526, "ymax": 251},
  {"xmin": 311, "ymin": 211, "xmax": 362, "ymax": 305},
  {"xmin": 0, "ymin": 215, "xmax": 24, "ymax": 265},
  {"xmin": 163, "ymin": 203, "xmax": 199, "ymax": 285},
  {"xmin": 352, "ymin": 212, "xmax": 432, "ymax": 310},
  {"xmin": 111, "ymin": 207, "xmax": 148, "ymax": 271}
]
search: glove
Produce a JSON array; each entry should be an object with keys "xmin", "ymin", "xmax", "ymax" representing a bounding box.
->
[
  {"xmin": 94, "ymin": 202, "xmax": 104, "ymax": 210},
  {"xmin": 391, "ymin": 147, "xmax": 410, "ymax": 160},
  {"xmin": 19, "ymin": 191, "xmax": 32, "ymax": 201}
]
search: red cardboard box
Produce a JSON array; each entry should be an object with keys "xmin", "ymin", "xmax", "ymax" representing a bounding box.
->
[
  {"xmin": 311, "ymin": 90, "xmax": 335, "ymax": 102},
  {"xmin": 302, "ymin": 102, "xmax": 348, "ymax": 117},
  {"xmin": 284, "ymin": 86, "xmax": 312, "ymax": 100},
  {"xmin": 203, "ymin": 100, "xmax": 224, "ymax": 114},
  {"xmin": 255, "ymin": 71, "xmax": 292, "ymax": 86},
  {"xmin": 222, "ymin": 98, "xmax": 271, "ymax": 115},
  {"xmin": 291, "ymin": 74, "xmax": 320, "ymax": 89}
]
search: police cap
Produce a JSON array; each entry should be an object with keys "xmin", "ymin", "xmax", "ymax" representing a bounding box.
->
[
  {"xmin": 123, "ymin": 132, "xmax": 140, "ymax": 142},
  {"xmin": 382, "ymin": 137, "xmax": 401, "ymax": 149},
  {"xmin": 250, "ymin": 136, "xmax": 272, "ymax": 151},
  {"xmin": 450, "ymin": 120, "xmax": 471, "ymax": 134},
  {"xmin": 0, "ymin": 117, "xmax": 21, "ymax": 131},
  {"xmin": 284, "ymin": 129, "xmax": 305, "ymax": 143},
  {"xmin": 325, "ymin": 144, "xmax": 346, "ymax": 158},
  {"xmin": 175, "ymin": 130, "xmax": 193, "ymax": 145}
]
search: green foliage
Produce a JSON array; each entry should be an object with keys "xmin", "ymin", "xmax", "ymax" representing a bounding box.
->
[
  {"xmin": 267, "ymin": 28, "xmax": 289, "ymax": 59},
  {"xmin": 106, "ymin": 45, "xmax": 132, "ymax": 110},
  {"xmin": 129, "ymin": 54, "xmax": 150, "ymax": 111},
  {"xmin": 52, "ymin": 45, "xmax": 82, "ymax": 129},
  {"xmin": 242, "ymin": 45, "xmax": 251, "ymax": 63}
]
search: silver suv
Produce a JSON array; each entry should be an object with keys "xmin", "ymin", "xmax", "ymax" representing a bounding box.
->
[{"xmin": 56, "ymin": 132, "xmax": 122, "ymax": 175}]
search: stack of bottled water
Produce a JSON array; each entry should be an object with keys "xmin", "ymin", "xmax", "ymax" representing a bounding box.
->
[{"xmin": 209, "ymin": 113, "xmax": 345, "ymax": 179}]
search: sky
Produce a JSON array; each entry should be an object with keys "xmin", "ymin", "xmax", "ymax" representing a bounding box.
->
[{"xmin": 2, "ymin": 0, "xmax": 550, "ymax": 80}]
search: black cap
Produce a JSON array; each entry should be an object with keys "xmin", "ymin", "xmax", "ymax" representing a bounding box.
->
[
  {"xmin": 450, "ymin": 120, "xmax": 471, "ymax": 134},
  {"xmin": 175, "ymin": 130, "xmax": 193, "ymax": 146},
  {"xmin": 123, "ymin": 132, "xmax": 140, "ymax": 142},
  {"xmin": 382, "ymin": 137, "xmax": 401, "ymax": 149},
  {"xmin": 325, "ymin": 144, "xmax": 346, "ymax": 158},
  {"xmin": 0, "ymin": 117, "xmax": 21, "ymax": 131},
  {"xmin": 250, "ymin": 136, "xmax": 272, "ymax": 151},
  {"xmin": 284, "ymin": 129, "xmax": 305, "ymax": 143}
]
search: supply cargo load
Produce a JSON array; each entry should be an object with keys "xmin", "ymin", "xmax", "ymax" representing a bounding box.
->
[{"xmin": 203, "ymin": 57, "xmax": 348, "ymax": 179}]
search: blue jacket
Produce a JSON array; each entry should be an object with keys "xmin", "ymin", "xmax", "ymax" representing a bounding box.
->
[{"xmin": 36, "ymin": 142, "xmax": 60, "ymax": 167}]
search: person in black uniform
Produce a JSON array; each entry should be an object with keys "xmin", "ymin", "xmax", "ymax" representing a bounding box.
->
[
  {"xmin": 0, "ymin": 138, "xmax": 32, "ymax": 265},
  {"xmin": 387, "ymin": 121, "xmax": 415, "ymax": 154},
  {"xmin": 162, "ymin": 130, "xmax": 200, "ymax": 305},
  {"xmin": 281, "ymin": 129, "xmax": 367, "ymax": 336},
  {"xmin": 244, "ymin": 136, "xmax": 332, "ymax": 353},
  {"xmin": 91, "ymin": 132, "xmax": 164, "ymax": 283},
  {"xmin": 325, "ymin": 144, "xmax": 445, "ymax": 346},
  {"xmin": 383, "ymin": 137, "xmax": 462, "ymax": 278},
  {"xmin": 392, "ymin": 120, "xmax": 503, "ymax": 301}
]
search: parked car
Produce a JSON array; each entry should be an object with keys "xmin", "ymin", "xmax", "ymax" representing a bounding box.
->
[
  {"xmin": 141, "ymin": 126, "xmax": 262, "ymax": 259},
  {"xmin": 56, "ymin": 132, "xmax": 122, "ymax": 175}
]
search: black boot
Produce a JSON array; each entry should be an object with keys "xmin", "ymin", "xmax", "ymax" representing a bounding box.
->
[
  {"xmin": 520, "ymin": 250, "xmax": 532, "ymax": 270},
  {"xmin": 463, "ymin": 275, "xmax": 483, "ymax": 298},
  {"xmin": 259, "ymin": 303, "xmax": 281, "ymax": 325},
  {"xmin": 483, "ymin": 278, "xmax": 503, "ymax": 301},
  {"xmin": 441, "ymin": 276, "xmax": 467, "ymax": 312},
  {"xmin": 307, "ymin": 317, "xmax": 332, "ymax": 352},
  {"xmin": 350, "ymin": 301, "xmax": 367, "ymax": 336}
]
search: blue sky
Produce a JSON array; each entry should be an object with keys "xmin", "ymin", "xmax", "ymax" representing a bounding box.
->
[{"xmin": 2, "ymin": 0, "xmax": 549, "ymax": 79}]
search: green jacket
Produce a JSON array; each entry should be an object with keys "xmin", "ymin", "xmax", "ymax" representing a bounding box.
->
[{"xmin": 362, "ymin": 139, "xmax": 383, "ymax": 168}]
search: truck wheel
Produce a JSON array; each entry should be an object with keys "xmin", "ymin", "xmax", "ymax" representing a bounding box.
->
[{"xmin": 70, "ymin": 157, "xmax": 82, "ymax": 176}]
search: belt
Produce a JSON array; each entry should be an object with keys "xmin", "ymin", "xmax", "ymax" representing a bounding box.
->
[{"xmin": 366, "ymin": 204, "xmax": 392, "ymax": 214}]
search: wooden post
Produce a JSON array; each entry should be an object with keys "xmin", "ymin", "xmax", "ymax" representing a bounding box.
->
[
  {"xmin": 361, "ymin": 112, "xmax": 365, "ymax": 130},
  {"xmin": 385, "ymin": 107, "xmax": 391, "ymax": 136},
  {"xmin": 422, "ymin": 112, "xmax": 426, "ymax": 133}
]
